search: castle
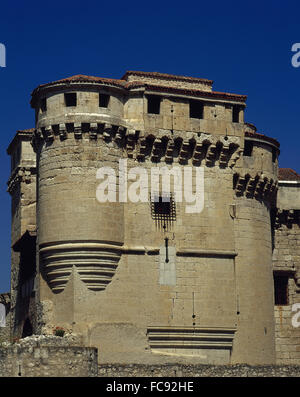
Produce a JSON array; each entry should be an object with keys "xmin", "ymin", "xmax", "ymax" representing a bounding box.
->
[{"xmin": 1, "ymin": 71, "xmax": 300, "ymax": 369}]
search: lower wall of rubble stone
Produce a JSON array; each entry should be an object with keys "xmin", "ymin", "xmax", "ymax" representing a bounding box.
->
[
  {"xmin": 98, "ymin": 363, "xmax": 300, "ymax": 377},
  {"xmin": 0, "ymin": 344, "xmax": 98, "ymax": 377}
]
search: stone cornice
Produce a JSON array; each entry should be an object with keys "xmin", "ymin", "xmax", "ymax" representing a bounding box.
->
[
  {"xmin": 275, "ymin": 209, "xmax": 300, "ymax": 228},
  {"xmin": 233, "ymin": 172, "xmax": 278, "ymax": 201},
  {"xmin": 32, "ymin": 123, "xmax": 242, "ymax": 168}
]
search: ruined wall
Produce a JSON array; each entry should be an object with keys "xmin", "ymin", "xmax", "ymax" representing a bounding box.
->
[{"xmin": 0, "ymin": 343, "xmax": 98, "ymax": 377}]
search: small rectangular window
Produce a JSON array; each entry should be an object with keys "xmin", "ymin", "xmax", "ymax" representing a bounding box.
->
[
  {"xmin": 147, "ymin": 95, "xmax": 161, "ymax": 114},
  {"xmin": 189, "ymin": 100, "xmax": 203, "ymax": 119},
  {"xmin": 272, "ymin": 147, "xmax": 277, "ymax": 163},
  {"xmin": 41, "ymin": 98, "xmax": 47, "ymax": 112},
  {"xmin": 65, "ymin": 93, "xmax": 77, "ymax": 107},
  {"xmin": 99, "ymin": 94, "xmax": 110, "ymax": 108},
  {"xmin": 232, "ymin": 105, "xmax": 240, "ymax": 123},
  {"xmin": 274, "ymin": 273, "xmax": 289, "ymax": 305},
  {"xmin": 244, "ymin": 141, "xmax": 253, "ymax": 157}
]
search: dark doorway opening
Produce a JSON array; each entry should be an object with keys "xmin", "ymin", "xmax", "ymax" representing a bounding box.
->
[{"xmin": 22, "ymin": 318, "xmax": 33, "ymax": 338}]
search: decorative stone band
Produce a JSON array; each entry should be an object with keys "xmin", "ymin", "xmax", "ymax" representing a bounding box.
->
[
  {"xmin": 39, "ymin": 241, "xmax": 123, "ymax": 293},
  {"xmin": 7, "ymin": 166, "xmax": 36, "ymax": 195},
  {"xmin": 32, "ymin": 123, "xmax": 242, "ymax": 168},
  {"xmin": 275, "ymin": 209, "xmax": 300, "ymax": 228},
  {"xmin": 147, "ymin": 326, "xmax": 236, "ymax": 350},
  {"xmin": 233, "ymin": 172, "xmax": 278, "ymax": 201}
]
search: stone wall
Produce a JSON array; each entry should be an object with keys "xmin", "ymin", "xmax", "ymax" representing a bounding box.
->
[
  {"xmin": 0, "ymin": 316, "xmax": 10, "ymax": 343},
  {"xmin": 122, "ymin": 71, "xmax": 213, "ymax": 91},
  {"xmin": 275, "ymin": 304, "xmax": 300, "ymax": 364},
  {"xmin": 273, "ymin": 181, "xmax": 300, "ymax": 364},
  {"xmin": 0, "ymin": 336, "xmax": 98, "ymax": 377},
  {"xmin": 98, "ymin": 363, "xmax": 300, "ymax": 377},
  {"xmin": 0, "ymin": 294, "xmax": 11, "ymax": 343},
  {"xmin": 273, "ymin": 223, "xmax": 300, "ymax": 364}
]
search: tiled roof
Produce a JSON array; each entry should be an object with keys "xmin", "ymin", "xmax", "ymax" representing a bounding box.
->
[
  {"xmin": 245, "ymin": 130, "xmax": 280, "ymax": 148},
  {"xmin": 31, "ymin": 72, "xmax": 247, "ymax": 104},
  {"xmin": 32, "ymin": 75, "xmax": 128, "ymax": 92},
  {"xmin": 278, "ymin": 168, "xmax": 300, "ymax": 181},
  {"xmin": 142, "ymin": 83, "xmax": 247, "ymax": 102},
  {"xmin": 121, "ymin": 70, "xmax": 213, "ymax": 84}
]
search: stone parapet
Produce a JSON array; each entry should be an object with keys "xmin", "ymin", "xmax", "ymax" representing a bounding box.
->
[{"xmin": 0, "ymin": 335, "xmax": 98, "ymax": 377}]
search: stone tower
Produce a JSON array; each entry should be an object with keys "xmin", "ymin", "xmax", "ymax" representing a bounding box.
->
[
  {"xmin": 6, "ymin": 129, "xmax": 36, "ymax": 338},
  {"xmin": 11, "ymin": 71, "xmax": 281, "ymax": 365}
]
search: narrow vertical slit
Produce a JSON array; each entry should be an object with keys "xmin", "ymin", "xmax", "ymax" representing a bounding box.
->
[{"xmin": 165, "ymin": 237, "xmax": 169, "ymax": 263}]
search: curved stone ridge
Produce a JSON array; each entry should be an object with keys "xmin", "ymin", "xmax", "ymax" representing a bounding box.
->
[
  {"xmin": 147, "ymin": 326, "xmax": 236, "ymax": 349},
  {"xmin": 245, "ymin": 130, "xmax": 280, "ymax": 148},
  {"xmin": 40, "ymin": 241, "xmax": 122, "ymax": 293}
]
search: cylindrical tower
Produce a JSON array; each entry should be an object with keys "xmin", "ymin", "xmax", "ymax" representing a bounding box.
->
[
  {"xmin": 231, "ymin": 122, "xmax": 279, "ymax": 363},
  {"xmin": 31, "ymin": 77, "xmax": 126, "ymax": 328}
]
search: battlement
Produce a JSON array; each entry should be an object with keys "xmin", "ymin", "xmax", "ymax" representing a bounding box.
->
[{"xmin": 30, "ymin": 71, "xmax": 247, "ymax": 142}]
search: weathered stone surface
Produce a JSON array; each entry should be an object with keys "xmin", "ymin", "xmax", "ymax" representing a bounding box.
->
[{"xmin": 0, "ymin": 342, "xmax": 98, "ymax": 377}]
